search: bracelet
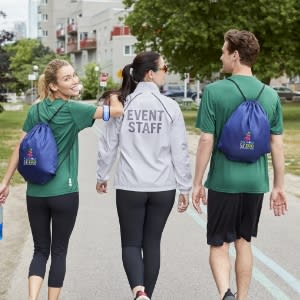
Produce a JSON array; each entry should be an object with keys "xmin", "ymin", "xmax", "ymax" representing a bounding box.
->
[{"xmin": 103, "ymin": 105, "xmax": 110, "ymax": 121}]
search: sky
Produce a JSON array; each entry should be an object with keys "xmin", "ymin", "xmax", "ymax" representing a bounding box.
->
[{"xmin": 0, "ymin": 0, "xmax": 28, "ymax": 30}]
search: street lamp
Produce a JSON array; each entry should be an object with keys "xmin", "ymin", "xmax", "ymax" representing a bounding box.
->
[
  {"xmin": 94, "ymin": 65, "xmax": 100, "ymax": 100},
  {"xmin": 28, "ymin": 65, "xmax": 39, "ymax": 103},
  {"xmin": 33, "ymin": 65, "xmax": 39, "ymax": 98},
  {"xmin": 33, "ymin": 65, "xmax": 39, "ymax": 73}
]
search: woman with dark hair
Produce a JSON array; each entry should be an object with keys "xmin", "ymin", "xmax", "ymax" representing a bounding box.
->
[
  {"xmin": 96, "ymin": 51, "xmax": 192, "ymax": 299},
  {"xmin": 0, "ymin": 59, "xmax": 123, "ymax": 300}
]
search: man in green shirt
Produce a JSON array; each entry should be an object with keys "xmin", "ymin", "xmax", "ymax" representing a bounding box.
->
[{"xmin": 192, "ymin": 30, "xmax": 287, "ymax": 300}]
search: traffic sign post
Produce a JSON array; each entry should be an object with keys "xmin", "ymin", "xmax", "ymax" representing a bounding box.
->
[
  {"xmin": 184, "ymin": 73, "xmax": 190, "ymax": 99},
  {"xmin": 99, "ymin": 72, "xmax": 109, "ymax": 87},
  {"xmin": 28, "ymin": 73, "xmax": 37, "ymax": 103},
  {"xmin": 96, "ymin": 72, "xmax": 109, "ymax": 105}
]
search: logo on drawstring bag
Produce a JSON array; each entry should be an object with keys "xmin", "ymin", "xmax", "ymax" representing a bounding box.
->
[
  {"xmin": 239, "ymin": 132, "xmax": 255, "ymax": 150},
  {"xmin": 23, "ymin": 148, "xmax": 37, "ymax": 166}
]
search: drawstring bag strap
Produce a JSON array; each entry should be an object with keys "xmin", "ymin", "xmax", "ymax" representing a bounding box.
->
[
  {"xmin": 37, "ymin": 101, "xmax": 67, "ymax": 123},
  {"xmin": 227, "ymin": 78, "xmax": 265, "ymax": 101}
]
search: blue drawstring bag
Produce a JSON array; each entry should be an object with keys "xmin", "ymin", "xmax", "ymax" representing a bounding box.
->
[
  {"xmin": 217, "ymin": 79, "xmax": 270, "ymax": 163},
  {"xmin": 18, "ymin": 102, "xmax": 65, "ymax": 184}
]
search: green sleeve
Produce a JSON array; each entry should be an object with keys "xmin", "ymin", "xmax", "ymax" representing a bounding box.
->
[
  {"xmin": 195, "ymin": 87, "xmax": 215, "ymax": 134},
  {"xmin": 22, "ymin": 104, "xmax": 38, "ymax": 133},
  {"xmin": 68, "ymin": 101, "xmax": 97, "ymax": 131},
  {"xmin": 270, "ymin": 98, "xmax": 284, "ymax": 134}
]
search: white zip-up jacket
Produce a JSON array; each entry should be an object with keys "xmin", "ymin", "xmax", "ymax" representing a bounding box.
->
[{"xmin": 97, "ymin": 82, "xmax": 192, "ymax": 193}]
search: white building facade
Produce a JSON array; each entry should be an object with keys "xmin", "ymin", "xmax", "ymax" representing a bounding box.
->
[
  {"xmin": 28, "ymin": 0, "xmax": 39, "ymax": 38},
  {"xmin": 36, "ymin": 0, "xmax": 137, "ymax": 84}
]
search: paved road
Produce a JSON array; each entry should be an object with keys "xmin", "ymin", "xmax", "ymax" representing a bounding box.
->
[{"xmin": 6, "ymin": 120, "xmax": 300, "ymax": 300}]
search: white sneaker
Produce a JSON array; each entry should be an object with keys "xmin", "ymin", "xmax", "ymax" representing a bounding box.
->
[{"xmin": 134, "ymin": 291, "xmax": 150, "ymax": 300}]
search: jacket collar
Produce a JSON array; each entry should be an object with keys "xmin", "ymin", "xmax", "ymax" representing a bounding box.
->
[{"xmin": 134, "ymin": 81, "xmax": 160, "ymax": 93}]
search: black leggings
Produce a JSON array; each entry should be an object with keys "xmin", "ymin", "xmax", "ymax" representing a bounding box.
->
[
  {"xmin": 116, "ymin": 189, "xmax": 175, "ymax": 298},
  {"xmin": 26, "ymin": 192, "xmax": 79, "ymax": 287}
]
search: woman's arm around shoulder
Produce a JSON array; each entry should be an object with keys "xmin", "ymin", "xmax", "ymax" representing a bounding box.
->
[{"xmin": 93, "ymin": 94, "xmax": 123, "ymax": 119}]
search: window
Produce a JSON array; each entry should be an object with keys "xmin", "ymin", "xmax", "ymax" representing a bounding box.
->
[
  {"xmin": 42, "ymin": 30, "xmax": 48, "ymax": 37},
  {"xmin": 42, "ymin": 14, "xmax": 48, "ymax": 21},
  {"xmin": 80, "ymin": 32, "xmax": 88, "ymax": 40},
  {"xmin": 68, "ymin": 18, "xmax": 75, "ymax": 25},
  {"xmin": 124, "ymin": 45, "xmax": 135, "ymax": 56}
]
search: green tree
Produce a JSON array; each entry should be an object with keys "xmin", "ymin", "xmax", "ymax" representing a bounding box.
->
[
  {"xmin": 81, "ymin": 63, "xmax": 99, "ymax": 100},
  {"xmin": 0, "ymin": 10, "xmax": 14, "ymax": 100},
  {"xmin": 0, "ymin": 11, "xmax": 14, "ymax": 46},
  {"xmin": 4, "ymin": 39, "xmax": 63, "ymax": 93},
  {"xmin": 123, "ymin": 0, "xmax": 300, "ymax": 83},
  {"xmin": 80, "ymin": 63, "xmax": 120, "ymax": 100},
  {"xmin": 0, "ymin": 48, "xmax": 11, "ymax": 92}
]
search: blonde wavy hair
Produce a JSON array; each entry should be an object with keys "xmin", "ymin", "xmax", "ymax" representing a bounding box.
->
[{"xmin": 38, "ymin": 59, "xmax": 70, "ymax": 100}]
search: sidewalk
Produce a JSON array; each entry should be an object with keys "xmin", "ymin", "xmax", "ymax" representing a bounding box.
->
[
  {"xmin": 3, "ymin": 128, "xmax": 213, "ymax": 300},
  {"xmin": 1, "ymin": 130, "xmax": 299, "ymax": 300}
]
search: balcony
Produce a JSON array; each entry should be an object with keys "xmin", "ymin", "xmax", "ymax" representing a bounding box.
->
[
  {"xmin": 67, "ymin": 42, "xmax": 78, "ymax": 53},
  {"xmin": 80, "ymin": 39, "xmax": 96, "ymax": 50},
  {"xmin": 56, "ymin": 28, "xmax": 65, "ymax": 38},
  {"xmin": 56, "ymin": 47, "xmax": 65, "ymax": 55},
  {"xmin": 67, "ymin": 24, "xmax": 77, "ymax": 34},
  {"xmin": 111, "ymin": 26, "xmax": 131, "ymax": 39}
]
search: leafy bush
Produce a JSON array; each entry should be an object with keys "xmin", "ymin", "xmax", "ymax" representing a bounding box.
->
[{"xmin": 80, "ymin": 63, "xmax": 120, "ymax": 100}]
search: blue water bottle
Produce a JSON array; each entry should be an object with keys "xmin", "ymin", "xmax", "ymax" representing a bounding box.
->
[{"xmin": 0, "ymin": 205, "xmax": 3, "ymax": 240}]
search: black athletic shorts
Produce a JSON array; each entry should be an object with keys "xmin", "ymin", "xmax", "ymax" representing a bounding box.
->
[{"xmin": 207, "ymin": 189, "xmax": 264, "ymax": 246}]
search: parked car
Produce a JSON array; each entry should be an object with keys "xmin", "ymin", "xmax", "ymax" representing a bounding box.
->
[
  {"xmin": 191, "ymin": 91, "xmax": 202, "ymax": 101},
  {"xmin": 24, "ymin": 88, "xmax": 38, "ymax": 104},
  {"xmin": 162, "ymin": 85, "xmax": 201, "ymax": 101},
  {"xmin": 272, "ymin": 86, "xmax": 296, "ymax": 101},
  {"xmin": 0, "ymin": 94, "xmax": 8, "ymax": 102}
]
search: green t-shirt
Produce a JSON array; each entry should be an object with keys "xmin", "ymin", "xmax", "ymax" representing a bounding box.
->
[
  {"xmin": 23, "ymin": 98, "xmax": 97, "ymax": 197},
  {"xmin": 196, "ymin": 75, "xmax": 283, "ymax": 193}
]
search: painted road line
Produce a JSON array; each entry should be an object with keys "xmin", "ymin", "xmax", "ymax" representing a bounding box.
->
[
  {"xmin": 251, "ymin": 268, "xmax": 290, "ymax": 300},
  {"xmin": 252, "ymin": 246, "xmax": 300, "ymax": 296},
  {"xmin": 187, "ymin": 208, "xmax": 290, "ymax": 300},
  {"xmin": 189, "ymin": 204, "xmax": 300, "ymax": 297},
  {"xmin": 93, "ymin": 123, "xmax": 297, "ymax": 298}
]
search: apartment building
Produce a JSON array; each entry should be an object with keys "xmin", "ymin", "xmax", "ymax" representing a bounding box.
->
[
  {"xmin": 13, "ymin": 22, "xmax": 27, "ymax": 40},
  {"xmin": 37, "ymin": 0, "xmax": 137, "ymax": 83},
  {"xmin": 29, "ymin": 0, "xmax": 39, "ymax": 38}
]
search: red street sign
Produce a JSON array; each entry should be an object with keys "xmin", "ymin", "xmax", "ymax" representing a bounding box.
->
[{"xmin": 99, "ymin": 72, "xmax": 109, "ymax": 82}]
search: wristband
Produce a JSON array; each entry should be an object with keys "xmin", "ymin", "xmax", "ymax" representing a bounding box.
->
[{"xmin": 103, "ymin": 105, "xmax": 110, "ymax": 121}]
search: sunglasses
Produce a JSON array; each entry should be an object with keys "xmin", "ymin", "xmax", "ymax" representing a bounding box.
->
[{"xmin": 158, "ymin": 65, "xmax": 168, "ymax": 73}]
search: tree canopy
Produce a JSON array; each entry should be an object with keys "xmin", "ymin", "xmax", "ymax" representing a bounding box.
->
[
  {"xmin": 0, "ymin": 11, "xmax": 15, "ymax": 95},
  {"xmin": 0, "ymin": 10, "xmax": 14, "ymax": 46},
  {"xmin": 123, "ymin": 0, "xmax": 300, "ymax": 83},
  {"xmin": 4, "ymin": 39, "xmax": 60, "ymax": 92},
  {"xmin": 81, "ymin": 63, "xmax": 120, "ymax": 100}
]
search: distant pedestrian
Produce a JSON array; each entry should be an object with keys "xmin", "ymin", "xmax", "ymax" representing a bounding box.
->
[
  {"xmin": 0, "ymin": 59, "xmax": 123, "ymax": 300},
  {"xmin": 192, "ymin": 29, "xmax": 287, "ymax": 300},
  {"xmin": 96, "ymin": 51, "xmax": 192, "ymax": 300}
]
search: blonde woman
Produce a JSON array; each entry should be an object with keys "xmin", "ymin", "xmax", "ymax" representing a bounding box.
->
[{"xmin": 0, "ymin": 59, "xmax": 123, "ymax": 300}]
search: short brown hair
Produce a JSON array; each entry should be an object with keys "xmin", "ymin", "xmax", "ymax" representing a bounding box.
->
[{"xmin": 224, "ymin": 29, "xmax": 260, "ymax": 67}]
